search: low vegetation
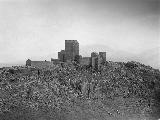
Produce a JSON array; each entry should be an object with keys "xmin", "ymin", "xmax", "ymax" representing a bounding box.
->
[{"xmin": 0, "ymin": 61, "xmax": 160, "ymax": 120}]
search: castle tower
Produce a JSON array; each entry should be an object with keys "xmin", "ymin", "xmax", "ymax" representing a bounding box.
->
[
  {"xmin": 99, "ymin": 52, "xmax": 106, "ymax": 63},
  {"xmin": 58, "ymin": 50, "xmax": 66, "ymax": 62},
  {"xmin": 65, "ymin": 40, "xmax": 79, "ymax": 61}
]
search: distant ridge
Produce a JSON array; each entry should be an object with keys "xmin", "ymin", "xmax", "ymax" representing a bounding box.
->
[{"xmin": 0, "ymin": 63, "xmax": 24, "ymax": 68}]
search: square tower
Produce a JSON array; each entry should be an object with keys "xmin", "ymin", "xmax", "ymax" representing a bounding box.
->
[
  {"xmin": 58, "ymin": 50, "xmax": 66, "ymax": 62},
  {"xmin": 65, "ymin": 40, "xmax": 79, "ymax": 61},
  {"xmin": 99, "ymin": 52, "xmax": 106, "ymax": 63}
]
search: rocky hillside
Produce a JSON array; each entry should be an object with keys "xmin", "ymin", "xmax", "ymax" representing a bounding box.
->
[{"xmin": 0, "ymin": 61, "xmax": 160, "ymax": 120}]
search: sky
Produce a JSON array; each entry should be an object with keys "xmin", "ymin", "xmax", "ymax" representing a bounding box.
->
[{"xmin": 0, "ymin": 0, "xmax": 159, "ymax": 68}]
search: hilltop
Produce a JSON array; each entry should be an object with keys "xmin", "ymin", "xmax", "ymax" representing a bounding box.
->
[{"xmin": 0, "ymin": 61, "xmax": 160, "ymax": 120}]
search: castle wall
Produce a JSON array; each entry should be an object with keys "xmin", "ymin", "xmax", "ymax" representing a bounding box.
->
[
  {"xmin": 30, "ymin": 61, "xmax": 52, "ymax": 69},
  {"xmin": 80, "ymin": 57, "xmax": 91, "ymax": 66}
]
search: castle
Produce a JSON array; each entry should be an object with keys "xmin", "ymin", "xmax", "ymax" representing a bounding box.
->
[{"xmin": 26, "ymin": 40, "xmax": 106, "ymax": 69}]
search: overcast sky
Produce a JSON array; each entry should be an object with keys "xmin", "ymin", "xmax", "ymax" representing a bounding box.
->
[{"xmin": 0, "ymin": 0, "xmax": 159, "ymax": 68}]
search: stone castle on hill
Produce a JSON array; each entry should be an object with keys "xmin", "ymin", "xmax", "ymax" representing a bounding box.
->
[{"xmin": 26, "ymin": 40, "xmax": 106, "ymax": 69}]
